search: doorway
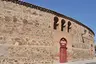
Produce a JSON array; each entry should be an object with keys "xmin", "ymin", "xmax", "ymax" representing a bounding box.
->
[{"xmin": 59, "ymin": 37, "xmax": 67, "ymax": 63}]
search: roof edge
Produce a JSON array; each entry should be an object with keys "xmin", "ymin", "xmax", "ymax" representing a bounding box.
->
[{"xmin": 2, "ymin": 0, "xmax": 95, "ymax": 36}]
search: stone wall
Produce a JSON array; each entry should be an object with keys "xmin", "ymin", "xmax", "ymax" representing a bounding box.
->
[
  {"xmin": 0, "ymin": 0, "xmax": 95, "ymax": 64},
  {"xmin": 0, "ymin": 0, "xmax": 55, "ymax": 64},
  {"xmin": 52, "ymin": 16, "xmax": 95, "ymax": 62}
]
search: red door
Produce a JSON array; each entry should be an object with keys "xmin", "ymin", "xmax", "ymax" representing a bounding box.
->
[{"xmin": 59, "ymin": 38, "xmax": 67, "ymax": 63}]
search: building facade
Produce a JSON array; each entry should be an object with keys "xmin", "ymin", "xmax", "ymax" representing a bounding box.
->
[{"xmin": 0, "ymin": 0, "xmax": 95, "ymax": 64}]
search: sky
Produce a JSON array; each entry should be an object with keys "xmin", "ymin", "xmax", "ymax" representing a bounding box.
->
[{"xmin": 24, "ymin": 0, "xmax": 96, "ymax": 43}]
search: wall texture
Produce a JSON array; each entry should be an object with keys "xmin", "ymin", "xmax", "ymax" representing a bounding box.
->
[
  {"xmin": 0, "ymin": 0, "xmax": 95, "ymax": 64},
  {"xmin": 52, "ymin": 16, "xmax": 95, "ymax": 62}
]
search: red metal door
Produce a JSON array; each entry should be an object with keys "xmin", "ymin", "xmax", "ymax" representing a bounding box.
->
[
  {"xmin": 59, "ymin": 38, "xmax": 67, "ymax": 63},
  {"xmin": 60, "ymin": 47, "xmax": 67, "ymax": 63}
]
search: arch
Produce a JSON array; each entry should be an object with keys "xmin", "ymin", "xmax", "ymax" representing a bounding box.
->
[
  {"xmin": 61, "ymin": 19, "xmax": 66, "ymax": 31},
  {"xmin": 54, "ymin": 16, "xmax": 59, "ymax": 30},
  {"xmin": 67, "ymin": 21, "xmax": 71, "ymax": 32},
  {"xmin": 59, "ymin": 37, "xmax": 67, "ymax": 63}
]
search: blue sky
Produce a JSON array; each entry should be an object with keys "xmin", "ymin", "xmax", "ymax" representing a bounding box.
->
[{"xmin": 24, "ymin": 0, "xmax": 96, "ymax": 42}]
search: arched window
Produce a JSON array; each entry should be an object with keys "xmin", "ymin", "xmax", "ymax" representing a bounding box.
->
[
  {"xmin": 91, "ymin": 44, "xmax": 93, "ymax": 47},
  {"xmin": 54, "ymin": 17, "xmax": 59, "ymax": 30},
  {"xmin": 67, "ymin": 21, "xmax": 71, "ymax": 32},
  {"xmin": 61, "ymin": 19, "xmax": 66, "ymax": 31}
]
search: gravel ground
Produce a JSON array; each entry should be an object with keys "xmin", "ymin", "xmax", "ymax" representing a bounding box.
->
[{"xmin": 58, "ymin": 58, "xmax": 96, "ymax": 64}]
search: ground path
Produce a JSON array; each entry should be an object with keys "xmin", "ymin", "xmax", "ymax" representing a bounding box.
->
[{"xmin": 59, "ymin": 57, "xmax": 96, "ymax": 64}]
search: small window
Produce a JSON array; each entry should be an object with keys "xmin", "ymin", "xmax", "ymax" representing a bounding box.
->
[
  {"xmin": 67, "ymin": 21, "xmax": 71, "ymax": 32},
  {"xmin": 54, "ymin": 17, "xmax": 59, "ymax": 30},
  {"xmin": 61, "ymin": 19, "xmax": 66, "ymax": 31},
  {"xmin": 91, "ymin": 44, "xmax": 93, "ymax": 47},
  {"xmin": 54, "ymin": 16, "xmax": 59, "ymax": 22},
  {"xmin": 84, "ymin": 30, "xmax": 87, "ymax": 33},
  {"xmin": 72, "ymin": 45, "xmax": 74, "ymax": 47}
]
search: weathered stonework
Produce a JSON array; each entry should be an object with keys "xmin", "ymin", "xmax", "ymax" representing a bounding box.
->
[{"xmin": 0, "ymin": 0, "xmax": 95, "ymax": 64}]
